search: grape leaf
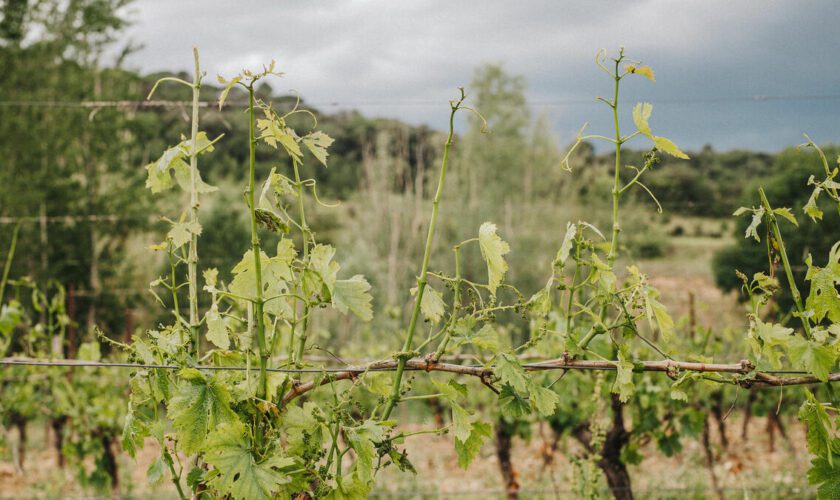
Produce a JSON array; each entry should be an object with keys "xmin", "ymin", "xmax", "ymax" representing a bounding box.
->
[
  {"xmin": 325, "ymin": 471, "xmax": 372, "ymax": 500},
  {"xmin": 625, "ymin": 64, "xmax": 655, "ymax": 81},
  {"xmin": 332, "ymin": 275, "xmax": 374, "ymax": 321},
  {"xmin": 411, "ymin": 284, "xmax": 445, "ymax": 324},
  {"xmin": 612, "ymin": 350, "xmax": 635, "ymax": 403},
  {"xmin": 799, "ymin": 391, "xmax": 836, "ymax": 458},
  {"xmin": 555, "ymin": 222, "xmax": 577, "ymax": 266},
  {"xmin": 788, "ymin": 336, "xmax": 835, "ymax": 382},
  {"xmin": 302, "ymin": 131, "xmax": 335, "ymax": 167},
  {"xmin": 527, "ymin": 283, "xmax": 552, "ymax": 318},
  {"xmin": 478, "ymin": 222, "xmax": 510, "ymax": 296},
  {"xmin": 526, "ymin": 379, "xmax": 560, "ymax": 416},
  {"xmin": 805, "ymin": 242, "xmax": 840, "ymax": 323},
  {"xmin": 204, "ymin": 422, "xmax": 293, "ymax": 500},
  {"xmin": 652, "ymin": 136, "xmax": 689, "ymax": 160},
  {"xmin": 345, "ymin": 420, "xmax": 385, "ymax": 482},
  {"xmin": 632, "ymin": 102, "xmax": 652, "ymax": 136},
  {"xmin": 121, "ymin": 400, "xmax": 149, "ymax": 458},
  {"xmin": 168, "ymin": 219, "xmax": 202, "ymax": 249},
  {"xmin": 431, "ymin": 379, "xmax": 467, "ymax": 401},
  {"xmin": 217, "ymin": 75, "xmax": 242, "ymax": 110},
  {"xmin": 452, "ymin": 404, "xmax": 473, "ymax": 443},
  {"xmin": 454, "ymin": 421, "xmax": 492, "ymax": 470},
  {"xmin": 285, "ymin": 402, "xmax": 328, "ymax": 456},
  {"xmin": 147, "ymin": 455, "xmax": 166, "ymax": 484},
  {"xmin": 809, "ymin": 455, "xmax": 840, "ymax": 499},
  {"xmin": 740, "ymin": 207, "xmax": 765, "ymax": 242},
  {"xmin": 496, "ymin": 353, "xmax": 528, "ymax": 393},
  {"xmin": 205, "ymin": 303, "xmax": 229, "ymax": 349},
  {"xmin": 773, "ymin": 207, "xmax": 799, "ymax": 227},
  {"xmin": 632, "ymin": 102, "xmax": 689, "ymax": 159},
  {"xmin": 804, "ymin": 185, "xmax": 824, "ymax": 222},
  {"xmin": 167, "ymin": 369, "xmax": 236, "ymax": 454},
  {"xmin": 498, "ymin": 385, "xmax": 530, "ymax": 418}
]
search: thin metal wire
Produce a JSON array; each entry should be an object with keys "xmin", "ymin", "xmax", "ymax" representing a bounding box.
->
[{"xmin": 1, "ymin": 93, "xmax": 839, "ymax": 110}]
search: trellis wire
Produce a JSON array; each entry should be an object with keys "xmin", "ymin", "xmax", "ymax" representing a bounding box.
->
[{"xmin": 1, "ymin": 356, "xmax": 837, "ymax": 389}]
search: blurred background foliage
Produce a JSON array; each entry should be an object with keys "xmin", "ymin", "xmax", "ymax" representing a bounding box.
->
[{"xmin": 0, "ymin": 0, "xmax": 831, "ymax": 346}]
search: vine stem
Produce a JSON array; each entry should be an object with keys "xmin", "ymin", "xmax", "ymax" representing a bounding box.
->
[
  {"xmin": 607, "ymin": 55, "xmax": 623, "ymax": 266},
  {"xmin": 187, "ymin": 47, "xmax": 202, "ymax": 357},
  {"xmin": 566, "ymin": 232, "xmax": 582, "ymax": 336},
  {"xmin": 757, "ymin": 187, "xmax": 812, "ymax": 338},
  {"xmin": 580, "ymin": 51, "xmax": 624, "ymax": 351},
  {"xmin": 246, "ymin": 86, "xmax": 269, "ymax": 399},
  {"xmin": 381, "ymin": 90, "xmax": 465, "ymax": 419},
  {"xmin": 0, "ymin": 223, "xmax": 20, "ymax": 305},
  {"xmin": 164, "ymin": 449, "xmax": 187, "ymax": 500},
  {"xmin": 433, "ymin": 245, "xmax": 462, "ymax": 359},
  {"xmin": 293, "ymin": 160, "xmax": 311, "ymax": 366}
]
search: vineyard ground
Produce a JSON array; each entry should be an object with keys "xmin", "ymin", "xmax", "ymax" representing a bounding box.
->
[{"xmin": 0, "ymin": 414, "xmax": 814, "ymax": 498}]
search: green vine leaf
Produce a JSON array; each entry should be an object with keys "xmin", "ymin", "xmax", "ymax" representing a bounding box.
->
[
  {"xmin": 204, "ymin": 421, "xmax": 293, "ymax": 500},
  {"xmin": 145, "ymin": 132, "xmax": 218, "ymax": 194},
  {"xmin": 332, "ymin": 275, "xmax": 374, "ymax": 321},
  {"xmin": 168, "ymin": 218, "xmax": 202, "ymax": 249},
  {"xmin": 787, "ymin": 336, "xmax": 835, "ymax": 382},
  {"xmin": 478, "ymin": 222, "xmax": 510, "ymax": 296},
  {"xmin": 121, "ymin": 401, "xmax": 149, "ymax": 458},
  {"xmin": 804, "ymin": 183, "xmax": 824, "ymax": 222},
  {"xmin": 411, "ymin": 284, "xmax": 445, "ymax": 324},
  {"xmin": 799, "ymin": 391, "xmax": 840, "ymax": 461},
  {"xmin": 454, "ymin": 421, "xmax": 492, "ymax": 470},
  {"xmin": 527, "ymin": 283, "xmax": 552, "ymax": 318},
  {"xmin": 304, "ymin": 244, "xmax": 340, "ymax": 300},
  {"xmin": 451, "ymin": 404, "xmax": 473, "ymax": 443},
  {"xmin": 554, "ymin": 222, "xmax": 577, "ymax": 268},
  {"xmin": 205, "ymin": 303, "xmax": 230, "ymax": 349},
  {"xmin": 625, "ymin": 64, "xmax": 655, "ymax": 81},
  {"xmin": 147, "ymin": 455, "xmax": 166, "ymax": 484},
  {"xmin": 632, "ymin": 102, "xmax": 689, "ymax": 159},
  {"xmin": 773, "ymin": 207, "xmax": 799, "ymax": 227},
  {"xmin": 734, "ymin": 206, "xmax": 765, "ymax": 242},
  {"xmin": 302, "ymin": 131, "xmax": 335, "ymax": 167},
  {"xmin": 167, "ymin": 369, "xmax": 236, "ymax": 454},
  {"xmin": 632, "ymin": 103, "xmax": 652, "ymax": 137},
  {"xmin": 805, "ymin": 242, "xmax": 840, "ymax": 323},
  {"xmin": 496, "ymin": 353, "xmax": 528, "ymax": 393},
  {"xmin": 612, "ymin": 349, "xmax": 635, "ymax": 403},
  {"xmin": 345, "ymin": 420, "xmax": 386, "ymax": 482},
  {"xmin": 498, "ymin": 385, "xmax": 530, "ymax": 418},
  {"xmin": 651, "ymin": 136, "xmax": 689, "ymax": 160},
  {"xmin": 217, "ymin": 75, "xmax": 242, "ymax": 110},
  {"xmin": 808, "ymin": 455, "xmax": 840, "ymax": 499},
  {"xmin": 526, "ymin": 378, "xmax": 560, "ymax": 416},
  {"xmin": 431, "ymin": 379, "xmax": 467, "ymax": 402}
]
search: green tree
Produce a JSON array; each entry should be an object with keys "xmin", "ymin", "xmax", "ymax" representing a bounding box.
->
[{"xmin": 713, "ymin": 145, "xmax": 840, "ymax": 311}]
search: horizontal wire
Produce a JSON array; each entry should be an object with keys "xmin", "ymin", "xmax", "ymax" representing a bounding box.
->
[{"xmin": 0, "ymin": 93, "xmax": 839, "ymax": 110}]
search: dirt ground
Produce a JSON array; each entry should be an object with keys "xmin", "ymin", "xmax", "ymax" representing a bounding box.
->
[{"xmin": 0, "ymin": 414, "xmax": 814, "ymax": 498}]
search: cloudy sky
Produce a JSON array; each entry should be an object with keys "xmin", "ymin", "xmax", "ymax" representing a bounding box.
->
[{"xmin": 121, "ymin": 0, "xmax": 840, "ymax": 152}]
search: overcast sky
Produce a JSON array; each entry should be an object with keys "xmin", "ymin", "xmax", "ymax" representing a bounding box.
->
[{"xmin": 121, "ymin": 0, "xmax": 840, "ymax": 152}]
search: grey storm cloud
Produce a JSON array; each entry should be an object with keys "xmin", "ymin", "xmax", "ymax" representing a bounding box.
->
[{"xmin": 121, "ymin": 0, "xmax": 840, "ymax": 151}]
